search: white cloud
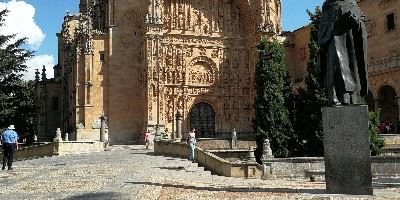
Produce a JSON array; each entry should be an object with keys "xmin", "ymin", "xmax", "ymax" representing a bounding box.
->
[
  {"xmin": 24, "ymin": 55, "xmax": 55, "ymax": 80},
  {"xmin": 0, "ymin": 0, "xmax": 45, "ymax": 49}
]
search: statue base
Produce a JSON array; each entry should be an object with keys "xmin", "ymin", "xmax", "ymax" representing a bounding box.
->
[{"xmin": 322, "ymin": 105, "xmax": 373, "ymax": 195}]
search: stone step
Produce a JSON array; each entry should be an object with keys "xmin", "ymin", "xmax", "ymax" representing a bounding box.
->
[{"xmin": 382, "ymin": 145, "xmax": 400, "ymax": 154}]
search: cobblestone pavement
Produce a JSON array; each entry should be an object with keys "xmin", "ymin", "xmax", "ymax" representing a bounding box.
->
[{"xmin": 0, "ymin": 145, "xmax": 399, "ymax": 199}]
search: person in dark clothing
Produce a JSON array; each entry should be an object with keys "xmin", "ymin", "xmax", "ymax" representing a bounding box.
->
[
  {"xmin": 389, "ymin": 123, "xmax": 396, "ymax": 134},
  {"xmin": 1, "ymin": 125, "xmax": 19, "ymax": 170},
  {"xmin": 319, "ymin": 0, "xmax": 368, "ymax": 105}
]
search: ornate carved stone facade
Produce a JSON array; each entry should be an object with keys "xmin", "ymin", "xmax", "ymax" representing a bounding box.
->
[{"xmin": 35, "ymin": 0, "xmax": 282, "ymax": 143}]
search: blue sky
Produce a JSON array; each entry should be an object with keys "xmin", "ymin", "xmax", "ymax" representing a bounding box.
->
[
  {"xmin": 0, "ymin": 0, "xmax": 324, "ymax": 79},
  {"xmin": 21, "ymin": 0, "xmax": 79, "ymax": 58},
  {"xmin": 282, "ymin": 0, "xmax": 324, "ymax": 31}
]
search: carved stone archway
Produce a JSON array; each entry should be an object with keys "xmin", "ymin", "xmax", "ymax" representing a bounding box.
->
[{"xmin": 189, "ymin": 102, "xmax": 215, "ymax": 138}]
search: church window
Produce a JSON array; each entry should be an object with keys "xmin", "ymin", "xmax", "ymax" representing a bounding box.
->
[{"xmin": 386, "ymin": 13, "xmax": 396, "ymax": 32}]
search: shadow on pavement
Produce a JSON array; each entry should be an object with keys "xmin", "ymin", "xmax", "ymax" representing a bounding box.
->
[
  {"xmin": 63, "ymin": 192, "xmax": 122, "ymax": 200},
  {"xmin": 125, "ymin": 181, "xmax": 325, "ymax": 194},
  {"xmin": 130, "ymin": 152, "xmax": 149, "ymax": 155}
]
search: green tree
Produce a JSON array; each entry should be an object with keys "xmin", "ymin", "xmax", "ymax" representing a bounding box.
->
[
  {"xmin": 254, "ymin": 37, "xmax": 294, "ymax": 158},
  {"xmin": 369, "ymin": 111, "xmax": 385, "ymax": 156},
  {"xmin": 0, "ymin": 10, "xmax": 34, "ymax": 138},
  {"xmin": 292, "ymin": 7, "xmax": 327, "ymax": 156}
]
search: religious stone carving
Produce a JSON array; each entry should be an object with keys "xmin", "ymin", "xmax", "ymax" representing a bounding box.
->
[
  {"xmin": 166, "ymin": 95, "xmax": 174, "ymax": 122},
  {"xmin": 262, "ymin": 139, "xmax": 274, "ymax": 160},
  {"xmin": 145, "ymin": 0, "xmax": 273, "ymax": 137},
  {"xmin": 189, "ymin": 62, "xmax": 214, "ymax": 85},
  {"xmin": 224, "ymin": 98, "xmax": 231, "ymax": 121},
  {"xmin": 163, "ymin": 0, "xmax": 245, "ymax": 36}
]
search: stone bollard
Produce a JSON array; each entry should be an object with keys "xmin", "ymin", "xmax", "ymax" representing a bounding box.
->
[
  {"xmin": 64, "ymin": 133, "xmax": 69, "ymax": 141},
  {"xmin": 53, "ymin": 128, "xmax": 62, "ymax": 142}
]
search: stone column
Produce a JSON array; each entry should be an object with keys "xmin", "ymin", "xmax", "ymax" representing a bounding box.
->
[
  {"xmin": 100, "ymin": 111, "xmax": 106, "ymax": 142},
  {"xmin": 175, "ymin": 109, "xmax": 183, "ymax": 139}
]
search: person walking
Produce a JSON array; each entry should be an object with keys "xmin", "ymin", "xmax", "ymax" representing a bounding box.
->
[
  {"xmin": 1, "ymin": 125, "xmax": 19, "ymax": 170},
  {"xmin": 187, "ymin": 128, "xmax": 196, "ymax": 162}
]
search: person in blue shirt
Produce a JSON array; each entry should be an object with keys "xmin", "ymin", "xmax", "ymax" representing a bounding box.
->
[{"xmin": 1, "ymin": 125, "xmax": 19, "ymax": 170}]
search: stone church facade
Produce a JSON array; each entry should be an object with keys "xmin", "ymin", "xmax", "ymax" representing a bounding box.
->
[{"xmin": 35, "ymin": 0, "xmax": 282, "ymax": 143}]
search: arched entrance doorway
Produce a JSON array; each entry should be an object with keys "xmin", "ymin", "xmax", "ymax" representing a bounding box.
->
[
  {"xmin": 189, "ymin": 102, "xmax": 215, "ymax": 138},
  {"xmin": 378, "ymin": 85, "xmax": 398, "ymax": 123}
]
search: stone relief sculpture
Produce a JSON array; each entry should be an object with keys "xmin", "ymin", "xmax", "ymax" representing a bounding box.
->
[
  {"xmin": 188, "ymin": 62, "xmax": 214, "ymax": 85},
  {"xmin": 319, "ymin": 0, "xmax": 368, "ymax": 105},
  {"xmin": 144, "ymin": 0, "xmax": 280, "ymax": 133}
]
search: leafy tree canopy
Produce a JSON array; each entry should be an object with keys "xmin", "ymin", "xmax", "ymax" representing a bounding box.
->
[
  {"xmin": 0, "ymin": 9, "xmax": 34, "ymax": 139},
  {"xmin": 254, "ymin": 37, "xmax": 294, "ymax": 158}
]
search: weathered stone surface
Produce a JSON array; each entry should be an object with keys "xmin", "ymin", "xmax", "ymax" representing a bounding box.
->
[{"xmin": 322, "ymin": 105, "xmax": 373, "ymax": 195}]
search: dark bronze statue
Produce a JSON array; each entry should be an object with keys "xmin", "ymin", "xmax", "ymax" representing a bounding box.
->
[{"xmin": 319, "ymin": 0, "xmax": 368, "ymax": 105}]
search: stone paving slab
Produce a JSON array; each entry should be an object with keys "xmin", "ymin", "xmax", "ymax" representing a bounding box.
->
[{"xmin": 0, "ymin": 145, "xmax": 399, "ymax": 199}]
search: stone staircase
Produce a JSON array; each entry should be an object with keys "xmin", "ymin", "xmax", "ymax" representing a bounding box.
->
[
  {"xmin": 158, "ymin": 157, "xmax": 229, "ymax": 182},
  {"xmin": 380, "ymin": 134, "xmax": 400, "ymax": 156}
]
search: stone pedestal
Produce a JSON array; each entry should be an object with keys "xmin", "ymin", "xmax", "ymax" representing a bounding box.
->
[{"xmin": 322, "ymin": 105, "xmax": 373, "ymax": 195}]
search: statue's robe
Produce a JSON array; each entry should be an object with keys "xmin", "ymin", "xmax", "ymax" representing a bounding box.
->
[{"xmin": 319, "ymin": 0, "xmax": 368, "ymax": 104}]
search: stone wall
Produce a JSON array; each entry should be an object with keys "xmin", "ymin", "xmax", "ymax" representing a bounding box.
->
[
  {"xmin": 283, "ymin": 26, "xmax": 311, "ymax": 89},
  {"xmin": 0, "ymin": 141, "xmax": 104, "ymax": 161},
  {"xmin": 264, "ymin": 157, "xmax": 400, "ymax": 179},
  {"xmin": 196, "ymin": 139, "xmax": 256, "ymax": 150},
  {"xmin": 155, "ymin": 140, "xmax": 400, "ymax": 179},
  {"xmin": 154, "ymin": 140, "xmax": 263, "ymax": 178}
]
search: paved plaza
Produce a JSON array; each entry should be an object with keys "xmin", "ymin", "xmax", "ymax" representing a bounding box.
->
[{"xmin": 0, "ymin": 145, "xmax": 399, "ymax": 199}]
